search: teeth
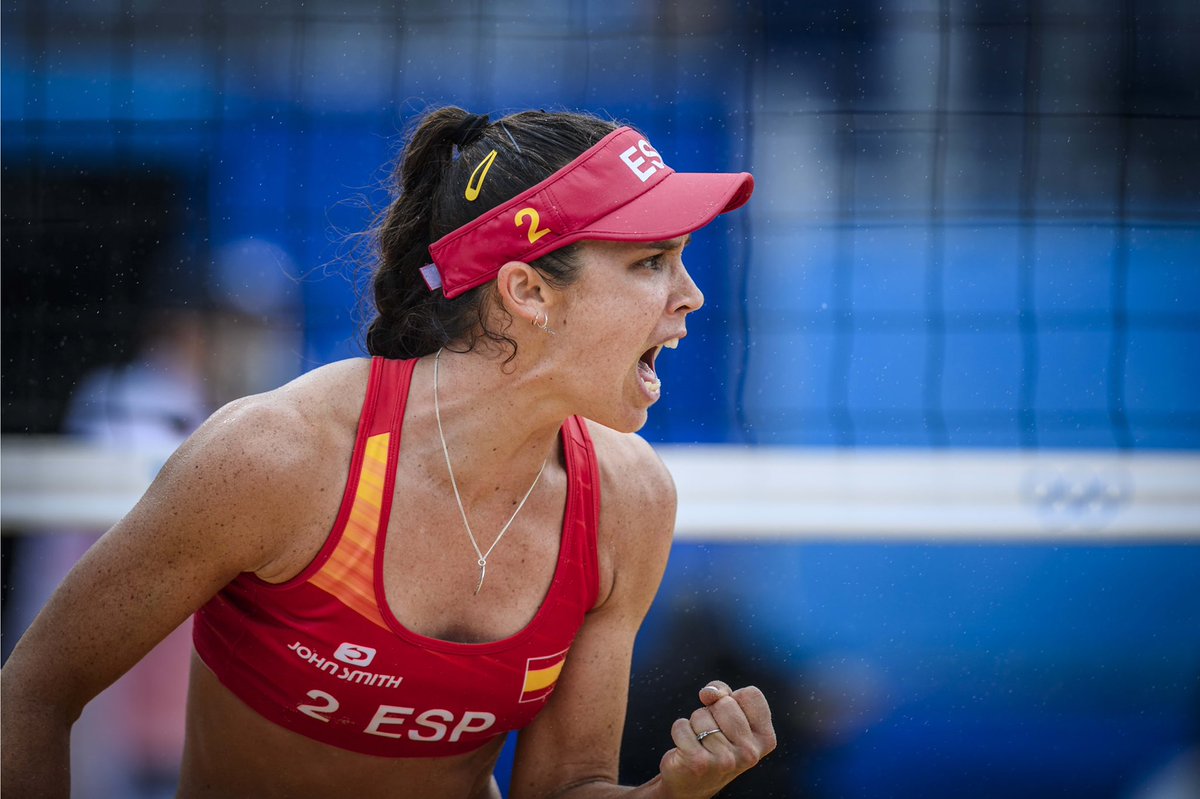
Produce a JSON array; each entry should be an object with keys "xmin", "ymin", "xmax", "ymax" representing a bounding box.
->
[
  {"xmin": 645, "ymin": 379, "xmax": 661, "ymax": 394},
  {"xmin": 663, "ymin": 338, "xmax": 679, "ymax": 349}
]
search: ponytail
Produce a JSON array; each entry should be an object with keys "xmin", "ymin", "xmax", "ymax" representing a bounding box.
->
[{"xmin": 365, "ymin": 107, "xmax": 618, "ymax": 360}]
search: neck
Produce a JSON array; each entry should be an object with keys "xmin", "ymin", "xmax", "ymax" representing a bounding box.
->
[{"xmin": 418, "ymin": 346, "xmax": 567, "ymax": 502}]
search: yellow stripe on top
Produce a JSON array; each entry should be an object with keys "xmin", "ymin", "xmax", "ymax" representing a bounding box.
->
[
  {"xmin": 522, "ymin": 658, "xmax": 565, "ymax": 693},
  {"xmin": 308, "ymin": 432, "xmax": 390, "ymax": 629}
]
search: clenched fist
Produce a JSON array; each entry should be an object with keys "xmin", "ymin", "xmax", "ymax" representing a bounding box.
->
[{"xmin": 658, "ymin": 681, "xmax": 777, "ymax": 798}]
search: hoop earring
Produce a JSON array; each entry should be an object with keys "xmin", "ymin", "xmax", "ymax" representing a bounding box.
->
[{"xmin": 531, "ymin": 311, "xmax": 556, "ymax": 336}]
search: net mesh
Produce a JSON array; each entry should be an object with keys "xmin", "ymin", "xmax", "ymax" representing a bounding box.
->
[{"xmin": 3, "ymin": 0, "xmax": 1198, "ymax": 448}]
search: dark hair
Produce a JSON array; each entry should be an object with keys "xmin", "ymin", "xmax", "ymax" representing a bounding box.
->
[{"xmin": 366, "ymin": 107, "xmax": 619, "ymax": 360}]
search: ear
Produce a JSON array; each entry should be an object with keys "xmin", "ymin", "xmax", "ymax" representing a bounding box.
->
[{"xmin": 495, "ymin": 261, "xmax": 550, "ymax": 324}]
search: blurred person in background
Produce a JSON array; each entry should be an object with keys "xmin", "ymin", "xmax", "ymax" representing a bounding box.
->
[
  {"xmin": 5, "ymin": 300, "xmax": 211, "ymax": 799},
  {"xmin": 2, "ymin": 107, "xmax": 775, "ymax": 798},
  {"xmin": 204, "ymin": 236, "xmax": 306, "ymax": 406},
  {"xmin": 5, "ymin": 239, "xmax": 304, "ymax": 798}
]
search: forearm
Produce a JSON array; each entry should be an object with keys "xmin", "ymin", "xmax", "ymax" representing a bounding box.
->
[{"xmin": 0, "ymin": 699, "xmax": 73, "ymax": 799}]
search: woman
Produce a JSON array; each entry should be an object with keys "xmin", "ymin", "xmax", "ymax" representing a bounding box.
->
[{"xmin": 1, "ymin": 107, "xmax": 775, "ymax": 798}]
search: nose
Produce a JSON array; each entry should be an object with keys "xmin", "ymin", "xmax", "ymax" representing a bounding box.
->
[{"xmin": 672, "ymin": 262, "xmax": 705, "ymax": 315}]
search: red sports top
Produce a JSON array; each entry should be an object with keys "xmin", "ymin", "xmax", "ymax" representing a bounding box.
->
[{"xmin": 193, "ymin": 357, "xmax": 601, "ymax": 757}]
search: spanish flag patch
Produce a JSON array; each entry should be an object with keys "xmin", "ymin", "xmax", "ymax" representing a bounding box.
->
[{"xmin": 519, "ymin": 649, "xmax": 568, "ymax": 703}]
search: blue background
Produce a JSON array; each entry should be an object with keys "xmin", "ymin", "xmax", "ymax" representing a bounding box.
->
[{"xmin": 3, "ymin": 1, "xmax": 1198, "ymax": 796}]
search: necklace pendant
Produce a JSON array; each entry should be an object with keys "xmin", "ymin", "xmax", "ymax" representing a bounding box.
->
[
  {"xmin": 436, "ymin": 349, "xmax": 547, "ymax": 599},
  {"xmin": 474, "ymin": 558, "xmax": 487, "ymax": 595}
]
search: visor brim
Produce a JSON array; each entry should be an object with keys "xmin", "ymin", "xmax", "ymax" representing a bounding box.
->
[{"xmin": 576, "ymin": 171, "xmax": 754, "ymax": 243}]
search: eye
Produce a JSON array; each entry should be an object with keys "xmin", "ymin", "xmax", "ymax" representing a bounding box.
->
[{"xmin": 636, "ymin": 254, "xmax": 665, "ymax": 271}]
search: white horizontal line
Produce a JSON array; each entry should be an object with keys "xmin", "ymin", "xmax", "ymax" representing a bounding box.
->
[
  {"xmin": 659, "ymin": 446, "xmax": 1199, "ymax": 540},
  {"xmin": 3, "ymin": 437, "xmax": 1198, "ymax": 540}
]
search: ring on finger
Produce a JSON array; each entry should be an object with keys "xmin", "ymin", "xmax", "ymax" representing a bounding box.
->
[{"xmin": 695, "ymin": 728, "xmax": 722, "ymax": 743}]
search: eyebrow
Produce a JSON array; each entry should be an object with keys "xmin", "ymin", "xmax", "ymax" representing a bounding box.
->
[{"xmin": 638, "ymin": 234, "xmax": 692, "ymax": 252}]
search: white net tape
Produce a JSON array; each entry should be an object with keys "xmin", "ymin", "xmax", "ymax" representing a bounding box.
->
[{"xmin": 3, "ymin": 436, "xmax": 1197, "ymax": 541}]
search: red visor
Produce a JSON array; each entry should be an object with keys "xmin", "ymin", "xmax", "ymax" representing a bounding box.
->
[{"xmin": 425, "ymin": 126, "xmax": 754, "ymax": 299}]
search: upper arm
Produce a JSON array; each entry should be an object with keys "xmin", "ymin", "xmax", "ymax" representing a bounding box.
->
[
  {"xmin": 1, "ymin": 395, "xmax": 332, "ymax": 719},
  {"xmin": 508, "ymin": 427, "xmax": 678, "ymax": 798}
]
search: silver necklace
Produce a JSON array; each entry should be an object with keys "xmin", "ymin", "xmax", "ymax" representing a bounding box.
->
[{"xmin": 433, "ymin": 348, "xmax": 548, "ymax": 595}]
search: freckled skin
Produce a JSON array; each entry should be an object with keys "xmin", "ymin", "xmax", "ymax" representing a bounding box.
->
[{"xmin": 0, "ymin": 240, "xmax": 775, "ymax": 799}]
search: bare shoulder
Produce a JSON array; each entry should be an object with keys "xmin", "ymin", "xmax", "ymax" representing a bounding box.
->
[
  {"xmin": 184, "ymin": 358, "xmax": 368, "ymax": 476},
  {"xmin": 582, "ymin": 419, "xmax": 676, "ymax": 508},
  {"xmin": 147, "ymin": 358, "xmax": 372, "ymax": 578},
  {"xmin": 581, "ymin": 419, "xmax": 677, "ymax": 611}
]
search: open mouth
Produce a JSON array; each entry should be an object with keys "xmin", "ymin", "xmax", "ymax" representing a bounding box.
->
[{"xmin": 637, "ymin": 338, "xmax": 679, "ymax": 397}]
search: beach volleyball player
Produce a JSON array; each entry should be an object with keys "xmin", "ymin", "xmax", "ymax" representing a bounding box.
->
[{"xmin": 1, "ymin": 108, "xmax": 775, "ymax": 798}]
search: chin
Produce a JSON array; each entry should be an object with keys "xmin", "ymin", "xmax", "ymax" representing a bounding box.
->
[
  {"xmin": 610, "ymin": 407, "xmax": 653, "ymax": 435},
  {"xmin": 612, "ymin": 416, "xmax": 649, "ymax": 435},
  {"xmin": 575, "ymin": 378, "xmax": 657, "ymax": 433},
  {"xmin": 586, "ymin": 404, "xmax": 650, "ymax": 435}
]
